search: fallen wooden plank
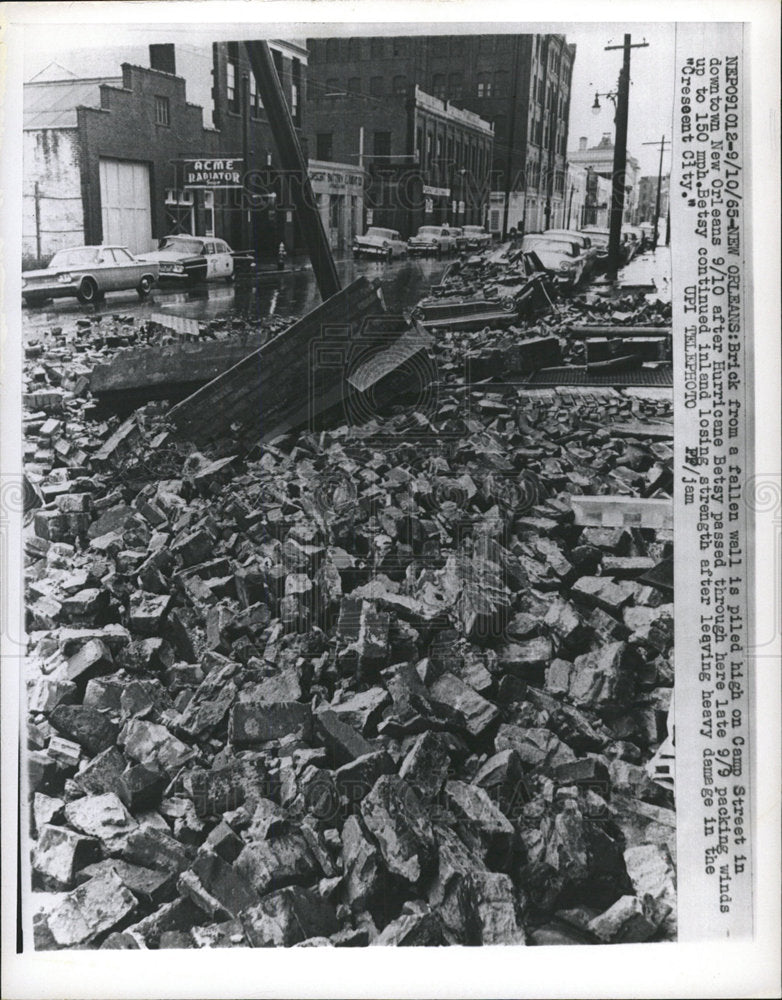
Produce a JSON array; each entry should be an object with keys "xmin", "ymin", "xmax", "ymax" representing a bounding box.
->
[
  {"xmin": 168, "ymin": 277, "xmax": 385, "ymax": 444},
  {"xmin": 571, "ymin": 496, "xmax": 673, "ymax": 531}
]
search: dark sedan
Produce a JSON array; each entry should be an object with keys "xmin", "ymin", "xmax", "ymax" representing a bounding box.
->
[{"xmin": 138, "ymin": 235, "xmax": 255, "ymax": 284}]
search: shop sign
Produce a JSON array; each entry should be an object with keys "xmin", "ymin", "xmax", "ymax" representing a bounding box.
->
[{"xmin": 183, "ymin": 158, "xmax": 244, "ymax": 188}]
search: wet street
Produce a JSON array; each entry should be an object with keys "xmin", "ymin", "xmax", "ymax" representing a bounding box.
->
[{"xmin": 21, "ymin": 255, "xmax": 449, "ymax": 337}]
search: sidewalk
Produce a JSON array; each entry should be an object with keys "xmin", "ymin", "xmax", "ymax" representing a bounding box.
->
[{"xmin": 617, "ymin": 246, "xmax": 671, "ymax": 302}]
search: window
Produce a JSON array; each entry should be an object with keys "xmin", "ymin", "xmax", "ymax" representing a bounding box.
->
[
  {"xmin": 113, "ymin": 248, "xmax": 135, "ymax": 263},
  {"xmin": 416, "ymin": 126, "xmax": 423, "ymax": 159},
  {"xmin": 291, "ymin": 58, "xmax": 301, "ymax": 124},
  {"xmin": 325, "ymin": 78, "xmax": 340, "ymax": 95},
  {"xmin": 432, "ymin": 73, "xmax": 446, "ymax": 99},
  {"xmin": 316, "ymin": 132, "xmax": 333, "ymax": 160},
  {"xmin": 493, "ymin": 71, "xmax": 508, "ymax": 96},
  {"xmin": 370, "ymin": 76, "xmax": 383, "ymax": 97},
  {"xmin": 203, "ymin": 190, "xmax": 215, "ymax": 237},
  {"xmin": 348, "ymin": 76, "xmax": 361, "ymax": 94},
  {"xmin": 227, "ymin": 43, "xmax": 239, "ymax": 113},
  {"xmin": 373, "ymin": 131, "xmax": 391, "ymax": 157},
  {"xmin": 154, "ymin": 95, "xmax": 170, "ymax": 126},
  {"xmin": 393, "ymin": 75, "xmax": 407, "ymax": 96},
  {"xmin": 370, "ymin": 38, "xmax": 384, "ymax": 58},
  {"xmin": 392, "ymin": 38, "xmax": 405, "ymax": 56},
  {"xmin": 347, "ymin": 38, "xmax": 361, "ymax": 61},
  {"xmin": 432, "ymin": 37, "xmax": 447, "ymax": 56},
  {"xmin": 325, "ymin": 38, "xmax": 339, "ymax": 61},
  {"xmin": 249, "ymin": 72, "xmax": 263, "ymax": 116},
  {"xmin": 426, "ymin": 133, "xmax": 433, "ymax": 167},
  {"xmin": 452, "ymin": 37, "xmax": 465, "ymax": 56},
  {"xmin": 329, "ymin": 193, "xmax": 343, "ymax": 230},
  {"xmin": 226, "ymin": 62, "xmax": 237, "ymax": 111},
  {"xmin": 477, "ymin": 73, "xmax": 493, "ymax": 98},
  {"xmin": 272, "ymin": 48, "xmax": 283, "ymax": 82},
  {"xmin": 448, "ymin": 72, "xmax": 463, "ymax": 99}
]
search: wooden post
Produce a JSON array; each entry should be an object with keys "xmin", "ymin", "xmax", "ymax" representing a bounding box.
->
[{"xmin": 34, "ymin": 181, "xmax": 42, "ymax": 261}]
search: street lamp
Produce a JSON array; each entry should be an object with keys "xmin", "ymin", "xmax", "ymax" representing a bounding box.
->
[{"xmin": 591, "ymin": 90, "xmax": 618, "ymax": 116}]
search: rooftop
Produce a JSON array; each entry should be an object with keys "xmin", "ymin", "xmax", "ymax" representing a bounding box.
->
[{"xmin": 24, "ymin": 76, "xmax": 121, "ymax": 129}]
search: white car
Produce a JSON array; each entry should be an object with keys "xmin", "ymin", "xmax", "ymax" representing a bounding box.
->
[
  {"xmin": 352, "ymin": 227, "xmax": 407, "ymax": 260},
  {"xmin": 543, "ymin": 229, "xmax": 598, "ymax": 275},
  {"xmin": 520, "ymin": 235, "xmax": 587, "ymax": 289},
  {"xmin": 458, "ymin": 225, "xmax": 492, "ymax": 250},
  {"xmin": 407, "ymin": 225, "xmax": 457, "ymax": 256},
  {"xmin": 22, "ymin": 245, "xmax": 158, "ymax": 305}
]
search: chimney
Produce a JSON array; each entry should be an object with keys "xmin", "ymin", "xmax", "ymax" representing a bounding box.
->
[
  {"xmin": 149, "ymin": 44, "xmax": 176, "ymax": 75},
  {"xmin": 578, "ymin": 136, "xmax": 587, "ymax": 151}
]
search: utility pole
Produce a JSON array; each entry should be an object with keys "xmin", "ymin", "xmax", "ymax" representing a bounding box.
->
[
  {"xmin": 604, "ymin": 34, "xmax": 649, "ymax": 275},
  {"xmin": 502, "ymin": 34, "xmax": 522, "ymax": 239},
  {"xmin": 642, "ymin": 134, "xmax": 670, "ymax": 250}
]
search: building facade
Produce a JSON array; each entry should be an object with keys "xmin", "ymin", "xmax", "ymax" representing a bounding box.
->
[
  {"xmin": 306, "ymin": 32, "xmax": 575, "ymax": 236},
  {"xmin": 636, "ymin": 173, "xmax": 670, "ymax": 226},
  {"xmin": 23, "ymin": 41, "xmax": 309, "ymax": 267},
  {"xmin": 567, "ymin": 133, "xmax": 641, "ymax": 225},
  {"xmin": 305, "ymin": 60, "xmax": 494, "ymax": 237},
  {"xmin": 308, "ymin": 160, "xmax": 366, "ymax": 250}
]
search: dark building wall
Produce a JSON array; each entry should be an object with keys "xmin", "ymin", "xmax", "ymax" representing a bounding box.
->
[
  {"xmin": 76, "ymin": 45, "xmax": 309, "ymax": 257},
  {"xmin": 307, "ymin": 32, "xmax": 574, "ymax": 232}
]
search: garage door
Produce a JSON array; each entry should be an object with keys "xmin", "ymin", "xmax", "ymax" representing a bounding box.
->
[{"xmin": 99, "ymin": 158, "xmax": 153, "ymax": 254}]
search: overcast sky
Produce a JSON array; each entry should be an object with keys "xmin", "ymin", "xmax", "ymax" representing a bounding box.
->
[
  {"xmin": 565, "ymin": 23, "xmax": 675, "ymax": 176},
  {"xmin": 25, "ymin": 21, "xmax": 674, "ymax": 177}
]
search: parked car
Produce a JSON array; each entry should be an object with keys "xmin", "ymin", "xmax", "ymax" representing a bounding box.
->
[
  {"xmin": 541, "ymin": 230, "xmax": 597, "ymax": 276},
  {"xmin": 519, "ymin": 235, "xmax": 587, "ymax": 289},
  {"xmin": 138, "ymin": 235, "xmax": 255, "ymax": 284},
  {"xmin": 581, "ymin": 227, "xmax": 636, "ymax": 268},
  {"xmin": 407, "ymin": 225, "xmax": 458, "ymax": 256},
  {"xmin": 22, "ymin": 245, "xmax": 158, "ymax": 306},
  {"xmin": 458, "ymin": 225, "xmax": 492, "ymax": 250},
  {"xmin": 622, "ymin": 225, "xmax": 647, "ymax": 258},
  {"xmin": 352, "ymin": 227, "xmax": 407, "ymax": 259}
]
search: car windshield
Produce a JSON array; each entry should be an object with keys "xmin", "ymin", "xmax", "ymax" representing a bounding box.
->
[
  {"xmin": 159, "ymin": 237, "xmax": 204, "ymax": 254},
  {"xmin": 49, "ymin": 248, "xmax": 100, "ymax": 269},
  {"xmin": 366, "ymin": 229, "xmax": 396, "ymax": 239},
  {"xmin": 417, "ymin": 227, "xmax": 442, "ymax": 236}
]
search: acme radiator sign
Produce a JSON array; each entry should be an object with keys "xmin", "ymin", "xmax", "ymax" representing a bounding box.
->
[{"xmin": 183, "ymin": 158, "xmax": 244, "ymax": 188}]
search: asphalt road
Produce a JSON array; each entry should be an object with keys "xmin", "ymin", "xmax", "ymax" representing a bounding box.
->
[{"xmin": 21, "ymin": 255, "xmax": 450, "ymax": 337}]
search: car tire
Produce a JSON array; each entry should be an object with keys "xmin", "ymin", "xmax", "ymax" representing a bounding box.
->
[
  {"xmin": 137, "ymin": 276, "xmax": 153, "ymax": 299},
  {"xmin": 76, "ymin": 278, "xmax": 98, "ymax": 304}
]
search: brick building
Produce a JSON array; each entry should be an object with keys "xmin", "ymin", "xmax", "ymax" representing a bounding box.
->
[
  {"xmin": 305, "ymin": 54, "xmax": 494, "ymax": 237},
  {"xmin": 306, "ymin": 32, "xmax": 575, "ymax": 236},
  {"xmin": 23, "ymin": 41, "xmax": 309, "ymax": 267}
]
